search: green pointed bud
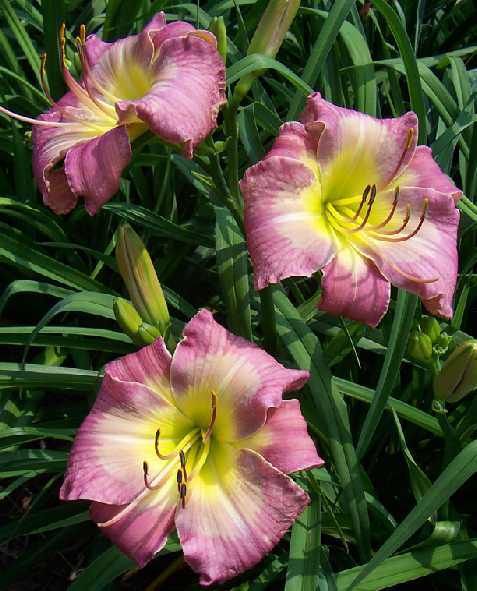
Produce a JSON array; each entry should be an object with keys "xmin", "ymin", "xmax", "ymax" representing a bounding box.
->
[
  {"xmin": 209, "ymin": 17, "xmax": 227, "ymax": 62},
  {"xmin": 232, "ymin": 0, "xmax": 299, "ymax": 106},
  {"xmin": 138, "ymin": 322, "xmax": 162, "ymax": 345},
  {"xmin": 407, "ymin": 331, "xmax": 433, "ymax": 364},
  {"xmin": 434, "ymin": 341, "xmax": 477, "ymax": 403},
  {"xmin": 247, "ymin": 0, "xmax": 300, "ymax": 58},
  {"xmin": 116, "ymin": 224, "xmax": 170, "ymax": 335},
  {"xmin": 114, "ymin": 297, "xmax": 144, "ymax": 345},
  {"xmin": 419, "ymin": 316, "xmax": 441, "ymax": 344}
]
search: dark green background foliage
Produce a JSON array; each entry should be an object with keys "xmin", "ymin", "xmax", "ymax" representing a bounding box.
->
[{"xmin": 0, "ymin": 0, "xmax": 476, "ymax": 589}]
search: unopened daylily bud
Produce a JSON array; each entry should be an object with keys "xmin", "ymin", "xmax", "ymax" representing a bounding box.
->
[
  {"xmin": 407, "ymin": 331, "xmax": 433, "ymax": 364},
  {"xmin": 138, "ymin": 322, "xmax": 162, "ymax": 345},
  {"xmin": 209, "ymin": 17, "xmax": 227, "ymax": 62},
  {"xmin": 116, "ymin": 225, "xmax": 170, "ymax": 336},
  {"xmin": 248, "ymin": 0, "xmax": 299, "ymax": 58},
  {"xmin": 114, "ymin": 298, "xmax": 161, "ymax": 346},
  {"xmin": 114, "ymin": 297, "xmax": 142, "ymax": 345},
  {"xmin": 434, "ymin": 341, "xmax": 477, "ymax": 403},
  {"xmin": 232, "ymin": 0, "xmax": 299, "ymax": 106},
  {"xmin": 420, "ymin": 316, "xmax": 441, "ymax": 344}
]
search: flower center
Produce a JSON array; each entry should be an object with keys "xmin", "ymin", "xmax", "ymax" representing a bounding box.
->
[
  {"xmin": 324, "ymin": 184, "xmax": 429, "ymax": 244},
  {"xmin": 142, "ymin": 393, "xmax": 218, "ymax": 507}
]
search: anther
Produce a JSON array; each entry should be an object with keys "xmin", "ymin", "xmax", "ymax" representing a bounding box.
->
[
  {"xmin": 143, "ymin": 460, "xmax": 150, "ymax": 488},
  {"xmin": 59, "ymin": 23, "xmax": 66, "ymax": 63},
  {"xmin": 179, "ymin": 450, "xmax": 188, "ymax": 482},
  {"xmin": 202, "ymin": 392, "xmax": 217, "ymax": 442},
  {"xmin": 351, "ymin": 184, "xmax": 371, "ymax": 221},
  {"xmin": 180, "ymin": 483, "xmax": 187, "ymax": 508},
  {"xmin": 79, "ymin": 24, "xmax": 86, "ymax": 45},
  {"xmin": 39, "ymin": 52, "xmax": 53, "ymax": 104},
  {"xmin": 349, "ymin": 184, "xmax": 376, "ymax": 232}
]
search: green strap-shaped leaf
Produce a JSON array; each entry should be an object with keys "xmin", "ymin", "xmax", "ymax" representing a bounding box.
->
[
  {"xmin": 227, "ymin": 54, "xmax": 313, "ymax": 96},
  {"xmin": 286, "ymin": 0, "xmax": 356, "ymax": 120},
  {"xmin": 274, "ymin": 290, "xmax": 371, "ymax": 562},
  {"xmin": 216, "ymin": 208, "xmax": 252, "ymax": 340},
  {"xmin": 348, "ymin": 441, "xmax": 477, "ymax": 590},
  {"xmin": 0, "ymin": 363, "xmax": 99, "ymax": 390},
  {"xmin": 0, "ymin": 233, "xmax": 111, "ymax": 293},
  {"xmin": 339, "ymin": 539, "xmax": 477, "ymax": 590},
  {"xmin": 285, "ymin": 498, "xmax": 321, "ymax": 591}
]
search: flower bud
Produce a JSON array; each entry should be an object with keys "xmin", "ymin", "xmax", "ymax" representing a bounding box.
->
[
  {"xmin": 114, "ymin": 298, "xmax": 161, "ymax": 346},
  {"xmin": 248, "ymin": 0, "xmax": 300, "ymax": 58},
  {"xmin": 407, "ymin": 331, "xmax": 433, "ymax": 364},
  {"xmin": 232, "ymin": 0, "xmax": 299, "ymax": 106},
  {"xmin": 419, "ymin": 316, "xmax": 441, "ymax": 344},
  {"xmin": 116, "ymin": 224, "xmax": 170, "ymax": 336},
  {"xmin": 434, "ymin": 341, "xmax": 477, "ymax": 403},
  {"xmin": 209, "ymin": 17, "xmax": 227, "ymax": 62}
]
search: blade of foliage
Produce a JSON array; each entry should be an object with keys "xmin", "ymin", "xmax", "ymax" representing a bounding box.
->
[
  {"xmin": 103, "ymin": 203, "xmax": 214, "ymax": 247},
  {"xmin": 356, "ymin": 291, "xmax": 418, "ymax": 458},
  {"xmin": 338, "ymin": 539, "xmax": 477, "ymax": 590},
  {"xmin": 40, "ymin": 0, "xmax": 65, "ymax": 99},
  {"xmin": 287, "ymin": 0, "xmax": 356, "ymax": 119},
  {"xmin": 285, "ymin": 498, "xmax": 321, "ymax": 591},
  {"xmin": 227, "ymin": 54, "xmax": 313, "ymax": 96},
  {"xmin": 0, "ymin": 363, "xmax": 99, "ymax": 390},
  {"xmin": 216, "ymin": 207, "xmax": 252, "ymax": 339},
  {"xmin": 300, "ymin": 8, "xmax": 377, "ymax": 116},
  {"xmin": 348, "ymin": 440, "xmax": 477, "ymax": 589},
  {"xmin": 0, "ymin": 233, "xmax": 111, "ymax": 293},
  {"xmin": 0, "ymin": 0, "xmax": 41, "ymax": 84},
  {"xmin": 334, "ymin": 377, "xmax": 443, "ymax": 436},
  {"xmin": 274, "ymin": 289, "xmax": 371, "ymax": 561}
]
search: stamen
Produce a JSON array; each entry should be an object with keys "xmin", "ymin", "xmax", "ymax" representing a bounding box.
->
[
  {"xmin": 187, "ymin": 437, "xmax": 211, "ymax": 483},
  {"xmin": 351, "ymin": 184, "xmax": 371, "ymax": 221},
  {"xmin": 390, "ymin": 128, "xmax": 415, "ymax": 180},
  {"xmin": 0, "ymin": 105, "xmax": 68, "ymax": 127},
  {"xmin": 98, "ymin": 459, "xmax": 172, "ymax": 527},
  {"xmin": 155, "ymin": 427, "xmax": 200, "ymax": 462},
  {"xmin": 59, "ymin": 23, "xmax": 66, "ymax": 65},
  {"xmin": 142, "ymin": 460, "xmax": 160, "ymax": 490},
  {"xmin": 370, "ymin": 198, "xmax": 428, "ymax": 242},
  {"xmin": 180, "ymin": 450, "xmax": 188, "ymax": 482},
  {"xmin": 154, "ymin": 428, "xmax": 180, "ymax": 460},
  {"xmin": 375, "ymin": 204, "xmax": 411, "ymax": 236},
  {"xmin": 349, "ymin": 184, "xmax": 376, "ymax": 232},
  {"xmin": 202, "ymin": 392, "xmax": 217, "ymax": 442},
  {"xmin": 39, "ymin": 53, "xmax": 53, "ymax": 104},
  {"xmin": 79, "ymin": 24, "xmax": 86, "ymax": 45},
  {"xmin": 177, "ymin": 469, "xmax": 183, "ymax": 492},
  {"xmin": 180, "ymin": 483, "xmax": 187, "ymax": 508},
  {"xmin": 369, "ymin": 186, "xmax": 400, "ymax": 230},
  {"xmin": 386, "ymin": 259, "xmax": 438, "ymax": 284}
]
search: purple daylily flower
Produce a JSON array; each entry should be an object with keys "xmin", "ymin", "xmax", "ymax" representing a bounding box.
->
[
  {"xmin": 241, "ymin": 93, "xmax": 461, "ymax": 326},
  {"xmin": 60, "ymin": 309, "xmax": 323, "ymax": 586},
  {"xmin": 0, "ymin": 14, "xmax": 225, "ymax": 215}
]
